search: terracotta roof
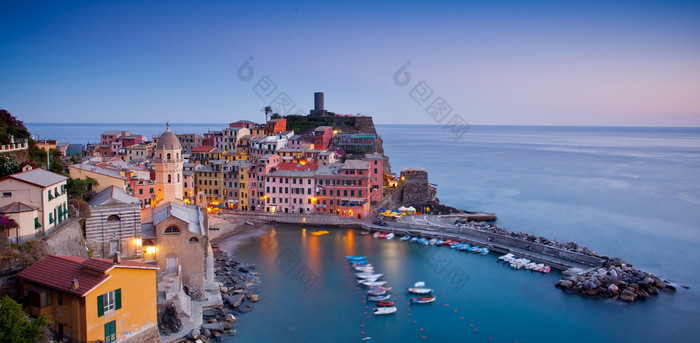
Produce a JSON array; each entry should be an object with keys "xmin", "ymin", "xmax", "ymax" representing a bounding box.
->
[
  {"xmin": 17, "ymin": 255, "xmax": 158, "ymax": 297},
  {"xmin": 0, "ymin": 202, "xmax": 37, "ymax": 214},
  {"xmin": 192, "ymin": 145, "xmax": 215, "ymax": 153}
]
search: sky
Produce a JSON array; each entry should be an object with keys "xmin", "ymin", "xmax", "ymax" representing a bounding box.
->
[{"xmin": 1, "ymin": 0, "xmax": 699, "ymax": 126}]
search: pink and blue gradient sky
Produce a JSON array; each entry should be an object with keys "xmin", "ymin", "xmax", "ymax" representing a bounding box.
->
[{"xmin": 1, "ymin": 0, "xmax": 698, "ymax": 126}]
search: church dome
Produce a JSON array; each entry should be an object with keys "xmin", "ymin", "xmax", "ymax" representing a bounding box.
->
[{"xmin": 156, "ymin": 125, "xmax": 181, "ymax": 150}]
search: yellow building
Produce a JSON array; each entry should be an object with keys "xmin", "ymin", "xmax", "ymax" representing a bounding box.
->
[
  {"xmin": 194, "ymin": 161, "xmax": 225, "ymax": 205},
  {"xmin": 69, "ymin": 164, "xmax": 128, "ymax": 193},
  {"xmin": 17, "ymin": 255, "xmax": 160, "ymax": 343}
]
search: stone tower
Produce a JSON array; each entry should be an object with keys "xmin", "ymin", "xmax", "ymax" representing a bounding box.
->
[{"xmin": 154, "ymin": 124, "xmax": 184, "ymax": 204}]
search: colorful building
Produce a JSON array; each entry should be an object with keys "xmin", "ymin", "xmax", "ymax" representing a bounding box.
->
[
  {"xmin": 265, "ymin": 118, "xmax": 287, "ymax": 136},
  {"xmin": 0, "ymin": 168, "xmax": 68, "ymax": 232},
  {"xmin": 314, "ymin": 160, "xmax": 371, "ymax": 218},
  {"xmin": 17, "ymin": 255, "xmax": 160, "ymax": 343}
]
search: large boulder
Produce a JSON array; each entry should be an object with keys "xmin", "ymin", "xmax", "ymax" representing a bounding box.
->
[
  {"xmin": 225, "ymin": 313, "xmax": 237, "ymax": 322},
  {"xmin": 202, "ymin": 322, "xmax": 225, "ymax": 333},
  {"xmin": 227, "ymin": 294, "xmax": 245, "ymax": 308},
  {"xmin": 188, "ymin": 328, "xmax": 201, "ymax": 340},
  {"xmin": 607, "ymin": 284, "xmax": 619, "ymax": 294}
]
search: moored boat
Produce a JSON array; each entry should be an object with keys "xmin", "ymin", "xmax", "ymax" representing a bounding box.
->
[
  {"xmin": 373, "ymin": 306, "xmax": 397, "ymax": 315},
  {"xmin": 408, "ymin": 287, "xmax": 433, "ymax": 295},
  {"xmin": 400, "ymin": 235, "xmax": 411, "ymax": 241},
  {"xmin": 367, "ymin": 288, "xmax": 387, "ymax": 296},
  {"xmin": 480, "ymin": 248, "xmax": 490, "ymax": 255},
  {"xmin": 386, "ymin": 233, "xmax": 395, "ymax": 240},
  {"xmin": 373, "ymin": 232, "xmax": 381, "ymax": 238},
  {"xmin": 410, "ymin": 236, "xmax": 418, "ymax": 242},
  {"xmin": 361, "ymin": 280, "xmax": 388, "ymax": 287},
  {"xmin": 355, "ymin": 273, "xmax": 383, "ymax": 279},
  {"xmin": 359, "ymin": 231, "xmax": 371, "ymax": 236},
  {"xmin": 367, "ymin": 294, "xmax": 391, "ymax": 301},
  {"xmin": 377, "ymin": 301, "xmax": 395, "ymax": 307},
  {"xmin": 245, "ymin": 221, "xmax": 255, "ymax": 226},
  {"xmin": 410, "ymin": 296, "xmax": 436, "ymax": 304}
]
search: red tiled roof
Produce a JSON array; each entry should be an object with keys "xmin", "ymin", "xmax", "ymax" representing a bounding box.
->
[
  {"xmin": 192, "ymin": 145, "xmax": 215, "ymax": 152},
  {"xmin": 17, "ymin": 255, "xmax": 157, "ymax": 297},
  {"xmin": 276, "ymin": 161, "xmax": 318, "ymax": 171}
]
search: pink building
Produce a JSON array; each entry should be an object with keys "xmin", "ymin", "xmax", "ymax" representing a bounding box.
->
[
  {"xmin": 263, "ymin": 161, "xmax": 317, "ymax": 214},
  {"xmin": 203, "ymin": 131, "xmax": 225, "ymax": 150},
  {"xmin": 122, "ymin": 135, "xmax": 144, "ymax": 147},
  {"xmin": 100, "ymin": 131, "xmax": 131, "ymax": 146},
  {"xmin": 313, "ymin": 160, "xmax": 371, "ymax": 219},
  {"xmin": 247, "ymin": 154, "xmax": 281, "ymax": 211},
  {"xmin": 311, "ymin": 126, "xmax": 333, "ymax": 150},
  {"xmin": 364, "ymin": 154, "xmax": 384, "ymax": 203}
]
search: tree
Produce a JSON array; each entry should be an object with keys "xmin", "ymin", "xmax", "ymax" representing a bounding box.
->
[
  {"xmin": 270, "ymin": 113, "xmax": 281, "ymax": 120},
  {"xmin": 0, "ymin": 296, "xmax": 51, "ymax": 343},
  {"xmin": 66, "ymin": 177, "xmax": 98, "ymax": 200},
  {"xmin": 0, "ymin": 155, "xmax": 21, "ymax": 178},
  {"xmin": 261, "ymin": 106, "xmax": 272, "ymax": 122}
]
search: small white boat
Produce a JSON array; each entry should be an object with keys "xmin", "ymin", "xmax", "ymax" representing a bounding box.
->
[
  {"xmin": 373, "ymin": 306, "xmax": 397, "ymax": 315},
  {"xmin": 414, "ymin": 281, "xmax": 425, "ymax": 288},
  {"xmin": 367, "ymin": 294, "xmax": 391, "ymax": 301},
  {"xmin": 429, "ymin": 238, "xmax": 437, "ymax": 245},
  {"xmin": 356, "ymin": 273, "xmax": 383, "ymax": 279},
  {"xmin": 400, "ymin": 235, "xmax": 411, "ymax": 241},
  {"xmin": 534, "ymin": 263, "xmax": 544, "ymax": 271},
  {"xmin": 373, "ymin": 232, "xmax": 381, "ymax": 238},
  {"xmin": 361, "ymin": 280, "xmax": 388, "ymax": 287},
  {"xmin": 354, "ymin": 266, "xmax": 374, "ymax": 272},
  {"xmin": 407, "ymin": 287, "xmax": 433, "ymax": 295},
  {"xmin": 245, "ymin": 221, "xmax": 255, "ymax": 226},
  {"xmin": 386, "ymin": 233, "xmax": 395, "ymax": 240},
  {"xmin": 525, "ymin": 262, "xmax": 537, "ymax": 270}
]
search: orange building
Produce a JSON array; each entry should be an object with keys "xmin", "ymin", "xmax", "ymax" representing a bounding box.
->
[
  {"xmin": 17, "ymin": 255, "xmax": 160, "ymax": 343},
  {"xmin": 266, "ymin": 118, "xmax": 287, "ymax": 136}
]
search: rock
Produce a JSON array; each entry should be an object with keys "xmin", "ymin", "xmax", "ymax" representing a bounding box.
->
[
  {"xmin": 227, "ymin": 294, "xmax": 245, "ymax": 308},
  {"xmin": 607, "ymin": 284, "xmax": 619, "ymax": 294},
  {"xmin": 239, "ymin": 266, "xmax": 250, "ymax": 273},
  {"xmin": 223, "ymin": 322, "xmax": 233, "ymax": 330},
  {"xmin": 203, "ymin": 309, "xmax": 219, "ymax": 318},
  {"xmin": 236, "ymin": 304, "xmax": 254, "ymax": 313},
  {"xmin": 188, "ymin": 329, "xmax": 201, "ymax": 340},
  {"xmin": 220, "ymin": 286, "xmax": 229, "ymax": 293},
  {"xmin": 609, "ymin": 269, "xmax": 618, "ymax": 278},
  {"xmin": 202, "ymin": 322, "xmax": 225, "ymax": 333},
  {"xmin": 225, "ymin": 313, "xmax": 237, "ymax": 322},
  {"xmin": 558, "ymin": 280, "xmax": 573, "ymax": 289},
  {"xmin": 208, "ymin": 318, "xmax": 217, "ymax": 323},
  {"xmin": 202, "ymin": 328, "xmax": 212, "ymax": 337},
  {"xmin": 250, "ymin": 294, "xmax": 259, "ymax": 302}
]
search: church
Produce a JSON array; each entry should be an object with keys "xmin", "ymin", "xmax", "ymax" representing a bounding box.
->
[{"xmin": 141, "ymin": 124, "xmax": 210, "ymax": 300}]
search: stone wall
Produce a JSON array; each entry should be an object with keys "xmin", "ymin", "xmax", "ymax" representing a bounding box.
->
[
  {"xmin": 121, "ymin": 324, "xmax": 161, "ymax": 343},
  {"xmin": 400, "ymin": 170, "xmax": 434, "ymax": 205},
  {"xmin": 44, "ymin": 219, "xmax": 88, "ymax": 258}
]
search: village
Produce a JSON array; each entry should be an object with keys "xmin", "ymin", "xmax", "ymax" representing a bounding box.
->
[{"xmin": 0, "ymin": 93, "xmax": 402, "ymax": 343}]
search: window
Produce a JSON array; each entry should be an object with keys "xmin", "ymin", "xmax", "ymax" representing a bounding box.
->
[
  {"xmin": 164, "ymin": 225, "xmax": 180, "ymax": 234},
  {"xmin": 104, "ymin": 320, "xmax": 116, "ymax": 343},
  {"xmin": 139, "ymin": 189, "xmax": 143, "ymax": 195},
  {"xmin": 150, "ymin": 188, "xmax": 154, "ymax": 194},
  {"xmin": 58, "ymin": 293, "xmax": 62, "ymax": 306},
  {"xmin": 97, "ymin": 289, "xmax": 121, "ymax": 317},
  {"xmin": 107, "ymin": 215, "xmax": 120, "ymax": 221},
  {"xmin": 1, "ymin": 192, "xmax": 11, "ymax": 197},
  {"xmin": 189, "ymin": 237, "xmax": 199, "ymax": 243}
]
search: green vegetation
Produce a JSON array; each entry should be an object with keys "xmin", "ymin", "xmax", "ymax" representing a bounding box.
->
[
  {"xmin": 0, "ymin": 108, "xmax": 64, "ymax": 173},
  {"xmin": 0, "ymin": 109, "xmax": 30, "ymax": 145},
  {"xmin": 0, "ymin": 155, "xmax": 20, "ymax": 178},
  {"xmin": 66, "ymin": 177, "xmax": 98, "ymax": 201},
  {"xmin": 284, "ymin": 115, "xmax": 339, "ymax": 134},
  {"xmin": 0, "ymin": 296, "xmax": 51, "ymax": 343}
]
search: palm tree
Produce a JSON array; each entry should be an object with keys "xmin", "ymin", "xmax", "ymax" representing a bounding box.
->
[{"xmin": 262, "ymin": 106, "xmax": 272, "ymax": 122}]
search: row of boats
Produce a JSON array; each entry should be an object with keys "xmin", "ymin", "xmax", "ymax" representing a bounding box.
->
[
  {"xmin": 346, "ymin": 256, "xmax": 438, "ymax": 316},
  {"xmin": 498, "ymin": 253, "xmax": 552, "ymax": 273},
  {"xmin": 398, "ymin": 234, "xmax": 491, "ymax": 255}
]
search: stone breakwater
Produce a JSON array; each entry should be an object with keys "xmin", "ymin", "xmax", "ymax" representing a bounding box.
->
[
  {"xmin": 183, "ymin": 250, "xmax": 261, "ymax": 342},
  {"xmin": 555, "ymin": 257, "xmax": 676, "ymax": 302},
  {"xmin": 467, "ymin": 221, "xmax": 603, "ymax": 258},
  {"xmin": 466, "ymin": 221, "xmax": 676, "ymax": 301}
]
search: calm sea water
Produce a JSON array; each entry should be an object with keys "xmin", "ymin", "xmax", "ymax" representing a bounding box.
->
[{"xmin": 27, "ymin": 123, "xmax": 700, "ymax": 341}]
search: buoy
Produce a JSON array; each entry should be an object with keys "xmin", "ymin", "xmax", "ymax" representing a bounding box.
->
[
  {"xmin": 454, "ymin": 309, "xmax": 457, "ymax": 312},
  {"xmin": 474, "ymin": 329, "xmax": 477, "ymax": 332},
  {"xmin": 422, "ymin": 336, "xmax": 425, "ymax": 340},
  {"xmin": 361, "ymin": 332, "xmax": 365, "ymax": 334},
  {"xmin": 445, "ymin": 304, "xmax": 449, "ymax": 306},
  {"xmin": 460, "ymin": 317, "xmax": 464, "ymax": 320},
  {"xmin": 490, "ymin": 337, "xmax": 493, "ymax": 340},
  {"xmin": 407, "ymin": 313, "xmax": 411, "ymax": 316},
  {"xmin": 361, "ymin": 324, "xmax": 365, "ymax": 327},
  {"xmin": 442, "ymin": 295, "xmax": 446, "ymax": 297},
  {"xmin": 470, "ymin": 324, "xmax": 473, "ymax": 327},
  {"xmin": 366, "ymin": 316, "xmax": 370, "ymax": 318},
  {"xmin": 414, "ymin": 321, "xmax": 417, "ymax": 324}
]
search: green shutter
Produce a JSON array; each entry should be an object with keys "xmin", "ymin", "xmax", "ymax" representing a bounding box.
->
[
  {"xmin": 115, "ymin": 289, "xmax": 121, "ymax": 310},
  {"xmin": 34, "ymin": 217, "xmax": 41, "ymax": 229},
  {"xmin": 97, "ymin": 294, "xmax": 104, "ymax": 317}
]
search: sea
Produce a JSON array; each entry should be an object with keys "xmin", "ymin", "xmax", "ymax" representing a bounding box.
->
[{"xmin": 26, "ymin": 123, "xmax": 700, "ymax": 342}]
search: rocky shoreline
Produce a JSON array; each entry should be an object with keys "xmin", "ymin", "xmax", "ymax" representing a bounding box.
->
[
  {"xmin": 179, "ymin": 249, "xmax": 261, "ymax": 342},
  {"xmin": 555, "ymin": 257, "xmax": 676, "ymax": 302},
  {"xmin": 465, "ymin": 221, "xmax": 677, "ymax": 302}
]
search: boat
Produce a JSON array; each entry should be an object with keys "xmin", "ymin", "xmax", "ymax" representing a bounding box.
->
[
  {"xmin": 480, "ymin": 248, "xmax": 490, "ymax": 255},
  {"xmin": 373, "ymin": 232, "xmax": 381, "ymax": 238},
  {"xmin": 410, "ymin": 237, "xmax": 418, "ymax": 242},
  {"xmin": 245, "ymin": 221, "xmax": 255, "ymax": 226},
  {"xmin": 525, "ymin": 262, "xmax": 537, "ymax": 270},
  {"xmin": 534, "ymin": 264, "xmax": 544, "ymax": 271},
  {"xmin": 354, "ymin": 266, "xmax": 374, "ymax": 272},
  {"xmin": 459, "ymin": 244, "xmax": 470, "ymax": 251},
  {"xmin": 400, "ymin": 235, "xmax": 411, "ymax": 241},
  {"xmin": 379, "ymin": 232, "xmax": 388, "ymax": 239},
  {"xmin": 368, "ymin": 285, "xmax": 392, "ymax": 292},
  {"xmin": 377, "ymin": 301, "xmax": 395, "ymax": 307},
  {"xmin": 429, "ymin": 238, "xmax": 437, "ymax": 245},
  {"xmin": 356, "ymin": 273, "xmax": 383, "ymax": 279},
  {"xmin": 361, "ymin": 280, "xmax": 388, "ymax": 287},
  {"xmin": 410, "ymin": 296, "xmax": 436, "ymax": 304},
  {"xmin": 359, "ymin": 231, "xmax": 371, "ymax": 236},
  {"xmin": 499, "ymin": 253, "xmax": 514, "ymax": 261},
  {"xmin": 367, "ymin": 294, "xmax": 391, "ymax": 301},
  {"xmin": 373, "ymin": 306, "xmax": 397, "ymax": 315},
  {"xmin": 310, "ymin": 230, "xmax": 329, "ymax": 236},
  {"xmin": 436, "ymin": 239, "xmax": 444, "ymax": 245},
  {"xmin": 408, "ymin": 287, "xmax": 433, "ymax": 295},
  {"xmin": 541, "ymin": 265, "xmax": 551, "ymax": 274},
  {"xmin": 346, "ymin": 256, "xmax": 366, "ymax": 260},
  {"xmin": 386, "ymin": 233, "xmax": 395, "ymax": 240},
  {"xmin": 367, "ymin": 288, "xmax": 387, "ymax": 296}
]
